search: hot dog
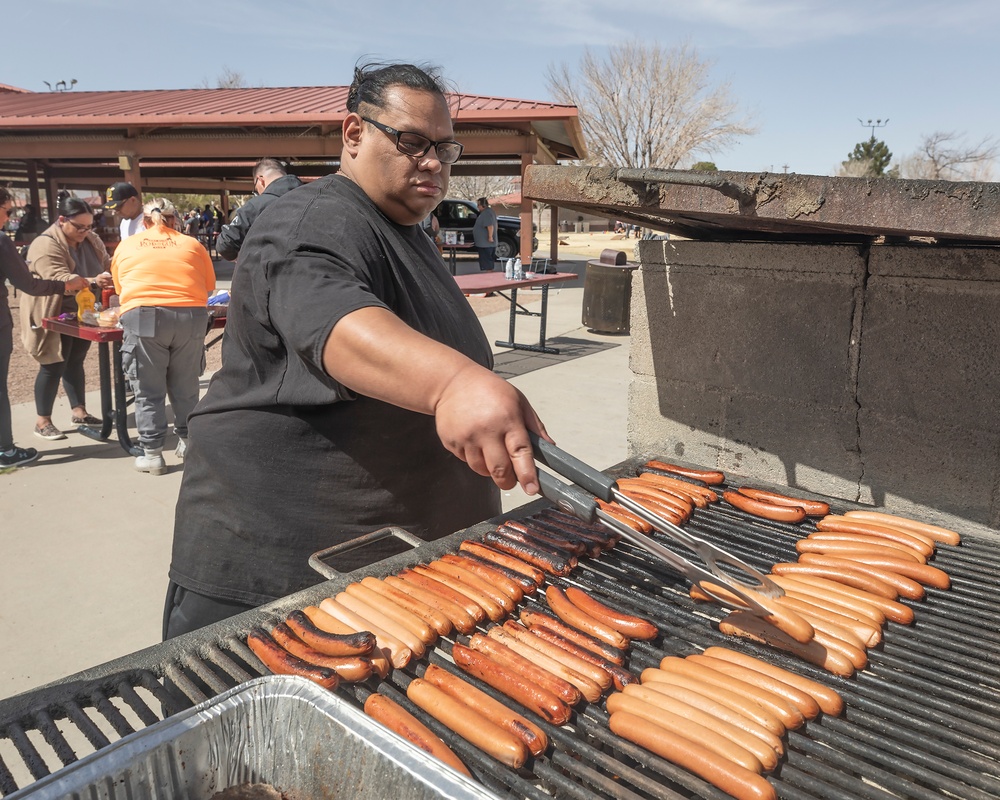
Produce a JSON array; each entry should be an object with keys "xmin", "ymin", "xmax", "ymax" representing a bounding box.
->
[
  {"xmin": 774, "ymin": 593, "xmax": 882, "ymax": 647},
  {"xmin": 284, "ymin": 609, "xmax": 377, "ymax": 656},
  {"xmin": 782, "ymin": 574, "xmax": 915, "ymax": 625},
  {"xmin": 735, "ymin": 487, "xmax": 830, "ymax": 517},
  {"xmin": 802, "ymin": 552, "xmax": 950, "ymax": 590},
  {"xmin": 684, "ymin": 654, "xmax": 820, "ymax": 720},
  {"xmin": 769, "ymin": 576, "xmax": 886, "ymax": 626},
  {"xmin": 508, "ymin": 518, "xmax": 602, "ymax": 558},
  {"xmin": 804, "ymin": 531, "xmax": 928, "ymax": 562},
  {"xmin": 723, "ymin": 491, "xmax": 806, "ymax": 524},
  {"xmin": 359, "ymin": 576, "xmax": 454, "ymax": 636},
  {"xmin": 363, "ymin": 693, "xmax": 471, "ymax": 777},
  {"xmin": 793, "ymin": 554, "xmax": 926, "ymax": 599},
  {"xmin": 268, "ymin": 622, "xmax": 374, "ymax": 682},
  {"xmin": 531, "ymin": 513, "xmax": 617, "ymax": 551},
  {"xmin": 451, "ymin": 642, "xmax": 572, "ymax": 725},
  {"xmin": 482, "ymin": 529, "xmax": 577, "ymax": 576},
  {"xmin": 642, "ymin": 459, "xmax": 726, "ymax": 485},
  {"xmin": 701, "ymin": 646, "xmax": 844, "ymax": 717},
  {"xmin": 422, "ymin": 664, "xmax": 549, "ymax": 756},
  {"xmin": 609, "ymin": 711, "xmax": 777, "ymax": 800},
  {"xmin": 563, "ymin": 585, "xmax": 659, "ymax": 641},
  {"xmin": 318, "ymin": 597, "xmax": 413, "ymax": 669},
  {"xmin": 657, "ymin": 656, "xmax": 804, "ymax": 730},
  {"xmin": 639, "ymin": 667, "xmax": 786, "ymax": 736},
  {"xmin": 596, "ymin": 499, "xmax": 657, "ymax": 532},
  {"xmin": 545, "ymin": 585, "xmax": 630, "ymax": 650},
  {"xmin": 458, "ymin": 540, "xmax": 546, "ymax": 585},
  {"xmin": 495, "ymin": 522, "xmax": 584, "ymax": 559},
  {"xmin": 843, "ymin": 510, "xmax": 961, "ymax": 546},
  {"xmin": 606, "ymin": 692, "xmax": 764, "ymax": 773},
  {"xmin": 636, "ymin": 472, "xmax": 718, "ymax": 506},
  {"xmin": 424, "ymin": 560, "xmax": 515, "ymax": 615},
  {"xmin": 616, "ymin": 489, "xmax": 692, "ymax": 525},
  {"xmin": 411, "ymin": 564, "xmax": 506, "ymax": 622},
  {"xmin": 637, "ymin": 679, "xmax": 785, "ymax": 757},
  {"xmin": 344, "ymin": 582, "xmax": 438, "ymax": 645},
  {"xmin": 527, "ymin": 624, "xmax": 637, "ymax": 689},
  {"xmin": 469, "ymin": 632, "xmax": 582, "ymax": 706},
  {"xmin": 438, "ymin": 553, "xmax": 526, "ymax": 602},
  {"xmin": 616, "ymin": 482, "xmax": 696, "ymax": 516},
  {"xmin": 407, "ymin": 678, "xmax": 529, "ymax": 769},
  {"xmin": 302, "ymin": 605, "xmax": 391, "ymax": 678},
  {"xmin": 396, "ymin": 569, "xmax": 486, "ymax": 623},
  {"xmin": 487, "ymin": 625, "xmax": 604, "ymax": 702},
  {"xmin": 795, "ymin": 538, "xmax": 925, "ymax": 564},
  {"xmin": 246, "ymin": 627, "xmax": 339, "ymax": 690},
  {"xmin": 807, "ymin": 623, "xmax": 868, "ymax": 670},
  {"xmin": 520, "ymin": 607, "xmax": 627, "ymax": 664},
  {"xmin": 688, "ymin": 581, "xmax": 816, "ymax": 645},
  {"xmin": 449, "ymin": 550, "xmax": 540, "ymax": 594},
  {"xmin": 501, "ymin": 620, "xmax": 613, "ymax": 690},
  {"xmin": 383, "ymin": 575, "xmax": 478, "ymax": 635},
  {"xmin": 769, "ymin": 562, "xmax": 899, "ymax": 599},
  {"xmin": 620, "ymin": 684, "xmax": 780, "ymax": 771},
  {"xmin": 815, "ymin": 517, "xmax": 936, "ymax": 555},
  {"xmin": 716, "ymin": 611, "xmax": 856, "ymax": 677},
  {"xmin": 335, "ymin": 591, "xmax": 427, "ymax": 659}
]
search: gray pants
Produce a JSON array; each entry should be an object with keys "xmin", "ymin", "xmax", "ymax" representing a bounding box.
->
[{"xmin": 121, "ymin": 307, "xmax": 207, "ymax": 450}]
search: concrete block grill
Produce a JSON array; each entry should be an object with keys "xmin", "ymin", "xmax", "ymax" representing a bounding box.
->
[{"xmin": 2, "ymin": 459, "xmax": 999, "ymax": 799}]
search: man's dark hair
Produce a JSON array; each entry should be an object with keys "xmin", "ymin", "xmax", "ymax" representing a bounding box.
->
[
  {"xmin": 477, "ymin": 197, "xmax": 489, "ymax": 208},
  {"xmin": 58, "ymin": 196, "xmax": 92, "ymax": 218},
  {"xmin": 253, "ymin": 157, "xmax": 288, "ymax": 179},
  {"xmin": 0, "ymin": 186, "xmax": 11, "ymax": 206},
  {"xmin": 347, "ymin": 61, "xmax": 448, "ymax": 115}
]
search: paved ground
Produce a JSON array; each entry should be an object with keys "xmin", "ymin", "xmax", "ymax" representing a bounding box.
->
[{"xmin": 0, "ymin": 237, "xmax": 634, "ymax": 701}]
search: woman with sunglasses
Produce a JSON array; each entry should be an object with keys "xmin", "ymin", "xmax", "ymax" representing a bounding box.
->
[
  {"xmin": 1, "ymin": 189, "xmax": 91, "ymax": 466},
  {"xmin": 20, "ymin": 195, "xmax": 114, "ymax": 441}
]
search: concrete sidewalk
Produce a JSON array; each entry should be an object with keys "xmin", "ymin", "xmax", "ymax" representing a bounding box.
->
[{"xmin": 0, "ymin": 253, "xmax": 632, "ymax": 701}]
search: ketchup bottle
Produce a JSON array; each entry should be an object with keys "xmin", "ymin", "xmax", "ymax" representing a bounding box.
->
[{"xmin": 102, "ymin": 286, "xmax": 114, "ymax": 308}]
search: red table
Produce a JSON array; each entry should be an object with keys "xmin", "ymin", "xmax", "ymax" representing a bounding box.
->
[
  {"xmin": 42, "ymin": 314, "xmax": 226, "ymax": 455},
  {"xmin": 454, "ymin": 271, "xmax": 578, "ymax": 354}
]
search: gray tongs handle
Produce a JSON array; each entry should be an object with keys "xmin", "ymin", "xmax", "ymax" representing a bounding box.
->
[{"xmin": 530, "ymin": 432, "xmax": 615, "ymax": 502}]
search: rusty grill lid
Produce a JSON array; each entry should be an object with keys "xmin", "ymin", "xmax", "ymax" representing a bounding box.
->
[{"xmin": 523, "ymin": 165, "xmax": 1000, "ymax": 245}]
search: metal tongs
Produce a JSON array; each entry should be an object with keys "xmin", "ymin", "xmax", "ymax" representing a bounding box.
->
[{"xmin": 529, "ymin": 433, "xmax": 784, "ymax": 618}]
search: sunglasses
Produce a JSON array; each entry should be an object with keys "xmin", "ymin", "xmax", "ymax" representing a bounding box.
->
[
  {"xmin": 361, "ymin": 117, "xmax": 464, "ymax": 164},
  {"xmin": 63, "ymin": 219, "xmax": 94, "ymax": 232}
]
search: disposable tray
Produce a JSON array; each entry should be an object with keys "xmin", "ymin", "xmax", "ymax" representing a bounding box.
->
[{"xmin": 10, "ymin": 675, "xmax": 500, "ymax": 800}]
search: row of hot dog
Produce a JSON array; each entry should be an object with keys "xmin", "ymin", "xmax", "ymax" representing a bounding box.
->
[{"xmin": 241, "ymin": 459, "xmax": 959, "ymax": 800}]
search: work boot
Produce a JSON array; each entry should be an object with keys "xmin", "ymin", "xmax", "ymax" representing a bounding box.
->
[
  {"xmin": 175, "ymin": 437, "xmax": 188, "ymax": 460},
  {"xmin": 135, "ymin": 447, "xmax": 166, "ymax": 475}
]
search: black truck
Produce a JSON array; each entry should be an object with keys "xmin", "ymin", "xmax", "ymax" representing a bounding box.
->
[{"xmin": 434, "ymin": 198, "xmax": 537, "ymax": 261}]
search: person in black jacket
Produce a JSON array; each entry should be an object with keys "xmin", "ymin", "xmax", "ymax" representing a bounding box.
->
[
  {"xmin": 0, "ymin": 189, "xmax": 88, "ymax": 467},
  {"xmin": 215, "ymin": 158, "xmax": 303, "ymax": 262}
]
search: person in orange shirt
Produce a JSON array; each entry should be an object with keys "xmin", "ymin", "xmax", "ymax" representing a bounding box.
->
[{"xmin": 111, "ymin": 198, "xmax": 216, "ymax": 475}]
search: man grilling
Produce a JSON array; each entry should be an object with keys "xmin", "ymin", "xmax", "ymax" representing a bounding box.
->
[{"xmin": 165, "ymin": 62, "xmax": 548, "ymax": 639}]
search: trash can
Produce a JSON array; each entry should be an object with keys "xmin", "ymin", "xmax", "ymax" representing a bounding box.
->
[{"xmin": 582, "ymin": 249, "xmax": 639, "ymax": 334}]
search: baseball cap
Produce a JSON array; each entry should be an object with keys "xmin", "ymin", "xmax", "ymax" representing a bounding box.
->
[{"xmin": 105, "ymin": 182, "xmax": 139, "ymax": 210}]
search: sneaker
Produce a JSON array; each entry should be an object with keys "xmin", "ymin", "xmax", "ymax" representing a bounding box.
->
[
  {"xmin": 0, "ymin": 447, "xmax": 40, "ymax": 468},
  {"xmin": 33, "ymin": 423, "xmax": 66, "ymax": 441},
  {"xmin": 135, "ymin": 448, "xmax": 167, "ymax": 475},
  {"xmin": 175, "ymin": 438, "xmax": 188, "ymax": 459},
  {"xmin": 71, "ymin": 414, "xmax": 101, "ymax": 425}
]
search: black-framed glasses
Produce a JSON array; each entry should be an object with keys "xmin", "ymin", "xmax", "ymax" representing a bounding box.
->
[
  {"xmin": 63, "ymin": 219, "xmax": 94, "ymax": 232},
  {"xmin": 361, "ymin": 116, "xmax": 464, "ymax": 164}
]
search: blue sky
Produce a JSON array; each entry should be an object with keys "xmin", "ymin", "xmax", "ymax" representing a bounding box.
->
[{"xmin": 7, "ymin": 0, "xmax": 998, "ymax": 177}]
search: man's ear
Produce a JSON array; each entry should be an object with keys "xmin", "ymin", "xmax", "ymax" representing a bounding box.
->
[{"xmin": 342, "ymin": 113, "xmax": 364, "ymax": 157}]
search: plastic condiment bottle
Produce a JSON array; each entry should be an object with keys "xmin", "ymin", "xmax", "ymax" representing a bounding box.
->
[{"xmin": 76, "ymin": 283, "xmax": 96, "ymax": 320}]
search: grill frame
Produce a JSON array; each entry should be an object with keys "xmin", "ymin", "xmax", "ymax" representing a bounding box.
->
[{"xmin": 2, "ymin": 459, "xmax": 999, "ymax": 800}]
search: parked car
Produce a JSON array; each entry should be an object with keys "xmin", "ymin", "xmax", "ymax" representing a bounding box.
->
[{"xmin": 434, "ymin": 199, "xmax": 537, "ymax": 261}]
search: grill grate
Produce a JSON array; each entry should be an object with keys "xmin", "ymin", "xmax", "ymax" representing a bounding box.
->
[{"xmin": 2, "ymin": 466, "xmax": 1000, "ymax": 799}]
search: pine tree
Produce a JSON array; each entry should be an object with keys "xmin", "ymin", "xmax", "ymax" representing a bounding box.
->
[{"xmin": 843, "ymin": 137, "xmax": 893, "ymax": 177}]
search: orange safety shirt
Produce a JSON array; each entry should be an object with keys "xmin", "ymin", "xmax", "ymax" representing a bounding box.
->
[{"xmin": 111, "ymin": 224, "xmax": 216, "ymax": 315}]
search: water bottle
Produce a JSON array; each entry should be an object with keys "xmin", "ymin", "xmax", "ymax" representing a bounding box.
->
[
  {"xmin": 459, "ymin": 232, "xmax": 465, "ymax": 245},
  {"xmin": 505, "ymin": 258, "xmax": 514, "ymax": 280},
  {"xmin": 513, "ymin": 257, "xmax": 523, "ymax": 280}
]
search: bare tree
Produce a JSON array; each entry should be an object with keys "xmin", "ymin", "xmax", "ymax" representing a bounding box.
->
[
  {"xmin": 199, "ymin": 66, "xmax": 251, "ymax": 89},
  {"xmin": 546, "ymin": 40, "xmax": 756, "ymax": 169},
  {"xmin": 900, "ymin": 131, "xmax": 998, "ymax": 181},
  {"xmin": 446, "ymin": 175, "xmax": 519, "ymax": 203}
]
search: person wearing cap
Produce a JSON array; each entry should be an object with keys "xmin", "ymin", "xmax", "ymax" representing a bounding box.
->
[
  {"xmin": 215, "ymin": 158, "xmax": 303, "ymax": 262},
  {"xmin": 104, "ymin": 182, "xmax": 143, "ymax": 241},
  {"xmin": 165, "ymin": 61, "xmax": 547, "ymax": 638}
]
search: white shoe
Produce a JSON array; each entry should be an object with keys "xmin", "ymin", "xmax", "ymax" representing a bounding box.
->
[
  {"xmin": 135, "ymin": 448, "xmax": 166, "ymax": 475},
  {"xmin": 175, "ymin": 438, "xmax": 188, "ymax": 459}
]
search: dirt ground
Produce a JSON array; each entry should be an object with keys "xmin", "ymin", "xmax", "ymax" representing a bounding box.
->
[{"xmin": 4, "ymin": 230, "xmax": 629, "ymax": 410}]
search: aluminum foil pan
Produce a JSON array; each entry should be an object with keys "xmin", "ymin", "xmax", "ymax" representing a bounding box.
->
[{"xmin": 10, "ymin": 675, "xmax": 500, "ymax": 800}]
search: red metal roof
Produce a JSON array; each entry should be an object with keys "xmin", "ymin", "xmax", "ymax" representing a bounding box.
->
[
  {"xmin": 0, "ymin": 83, "xmax": 30, "ymax": 93},
  {"xmin": 0, "ymin": 86, "xmax": 578, "ymax": 128}
]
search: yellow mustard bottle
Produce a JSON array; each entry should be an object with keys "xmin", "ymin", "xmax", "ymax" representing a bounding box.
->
[{"xmin": 75, "ymin": 282, "xmax": 96, "ymax": 321}]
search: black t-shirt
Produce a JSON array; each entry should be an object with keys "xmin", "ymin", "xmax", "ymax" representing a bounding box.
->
[{"xmin": 171, "ymin": 174, "xmax": 500, "ymax": 606}]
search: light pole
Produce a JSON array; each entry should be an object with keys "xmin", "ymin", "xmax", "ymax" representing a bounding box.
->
[{"xmin": 858, "ymin": 118, "xmax": 889, "ymax": 139}]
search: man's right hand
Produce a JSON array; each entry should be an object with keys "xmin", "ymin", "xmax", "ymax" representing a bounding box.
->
[{"xmin": 65, "ymin": 276, "xmax": 90, "ymax": 292}]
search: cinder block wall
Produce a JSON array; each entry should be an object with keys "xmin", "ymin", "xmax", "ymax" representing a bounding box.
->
[{"xmin": 629, "ymin": 239, "xmax": 1000, "ymax": 528}]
